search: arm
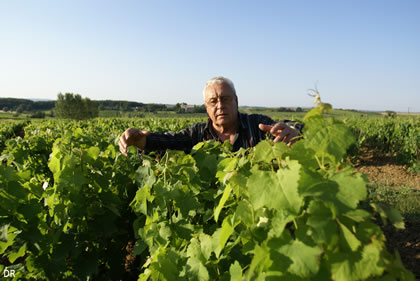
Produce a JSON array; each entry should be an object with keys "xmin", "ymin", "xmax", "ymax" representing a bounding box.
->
[
  {"xmin": 143, "ymin": 126, "xmax": 196, "ymax": 153},
  {"xmin": 119, "ymin": 124, "xmax": 202, "ymax": 156}
]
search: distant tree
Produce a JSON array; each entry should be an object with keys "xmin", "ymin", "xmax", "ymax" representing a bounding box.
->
[
  {"xmin": 119, "ymin": 103, "xmax": 129, "ymax": 111},
  {"xmin": 175, "ymin": 103, "xmax": 185, "ymax": 113},
  {"xmin": 30, "ymin": 111, "xmax": 46, "ymax": 118},
  {"xmin": 32, "ymin": 101, "xmax": 55, "ymax": 111},
  {"xmin": 278, "ymin": 107, "xmax": 292, "ymax": 112},
  {"xmin": 24, "ymin": 104, "xmax": 32, "ymax": 111},
  {"xmin": 16, "ymin": 104, "xmax": 25, "ymax": 114},
  {"xmin": 145, "ymin": 104, "xmax": 164, "ymax": 113},
  {"xmin": 384, "ymin": 110, "xmax": 396, "ymax": 118},
  {"xmin": 83, "ymin": 98, "xmax": 99, "ymax": 118},
  {"xmin": 2, "ymin": 107, "xmax": 8, "ymax": 112},
  {"xmin": 53, "ymin": 93, "xmax": 98, "ymax": 119},
  {"xmin": 0, "ymin": 98, "xmax": 33, "ymax": 112},
  {"xmin": 295, "ymin": 107, "xmax": 303, "ymax": 112},
  {"xmin": 193, "ymin": 104, "xmax": 206, "ymax": 113}
]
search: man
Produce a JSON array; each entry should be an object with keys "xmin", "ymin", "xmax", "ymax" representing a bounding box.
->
[{"xmin": 119, "ymin": 77, "xmax": 302, "ymax": 156}]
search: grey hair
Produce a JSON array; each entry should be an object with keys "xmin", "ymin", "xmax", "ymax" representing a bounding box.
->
[{"xmin": 202, "ymin": 76, "xmax": 236, "ymax": 100}]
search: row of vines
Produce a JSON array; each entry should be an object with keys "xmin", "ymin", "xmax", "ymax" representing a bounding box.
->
[
  {"xmin": 344, "ymin": 117, "xmax": 419, "ymax": 167},
  {"xmin": 0, "ymin": 112, "xmax": 416, "ymax": 280},
  {"xmin": 0, "ymin": 121, "xmax": 28, "ymax": 151}
]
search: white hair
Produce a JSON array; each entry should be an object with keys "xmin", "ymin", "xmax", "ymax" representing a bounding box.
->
[{"xmin": 202, "ymin": 76, "xmax": 236, "ymax": 100}]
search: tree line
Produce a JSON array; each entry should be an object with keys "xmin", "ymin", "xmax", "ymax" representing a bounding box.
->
[
  {"xmin": 0, "ymin": 97, "xmax": 150, "ymax": 113},
  {"xmin": 0, "ymin": 98, "xmax": 55, "ymax": 113},
  {"xmin": 0, "ymin": 94, "xmax": 206, "ymax": 119},
  {"xmin": 2, "ymin": 93, "xmax": 303, "ymax": 120}
]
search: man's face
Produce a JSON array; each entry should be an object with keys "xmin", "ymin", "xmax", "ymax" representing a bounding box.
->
[{"xmin": 204, "ymin": 82, "xmax": 238, "ymax": 128}]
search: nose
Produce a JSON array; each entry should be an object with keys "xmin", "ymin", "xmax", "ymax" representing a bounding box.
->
[{"xmin": 216, "ymin": 98, "xmax": 225, "ymax": 109}]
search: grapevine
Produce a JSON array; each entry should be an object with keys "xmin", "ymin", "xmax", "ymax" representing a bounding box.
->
[{"xmin": 0, "ymin": 110, "xmax": 415, "ymax": 280}]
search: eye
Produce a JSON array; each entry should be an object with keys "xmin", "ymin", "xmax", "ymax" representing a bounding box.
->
[{"xmin": 221, "ymin": 96, "xmax": 232, "ymax": 103}]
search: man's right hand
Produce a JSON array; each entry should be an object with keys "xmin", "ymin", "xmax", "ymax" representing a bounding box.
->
[{"xmin": 119, "ymin": 128, "xmax": 150, "ymax": 156}]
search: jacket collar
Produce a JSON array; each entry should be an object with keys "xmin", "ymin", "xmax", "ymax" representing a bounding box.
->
[{"xmin": 204, "ymin": 112, "xmax": 248, "ymax": 137}]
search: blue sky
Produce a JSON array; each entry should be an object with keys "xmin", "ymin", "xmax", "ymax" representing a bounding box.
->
[{"xmin": 0, "ymin": 0, "xmax": 419, "ymax": 112}]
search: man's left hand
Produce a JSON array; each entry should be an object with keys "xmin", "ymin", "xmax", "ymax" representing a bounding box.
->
[{"xmin": 258, "ymin": 122, "xmax": 300, "ymax": 147}]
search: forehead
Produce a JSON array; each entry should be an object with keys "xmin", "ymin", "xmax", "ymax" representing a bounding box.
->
[{"xmin": 204, "ymin": 83, "xmax": 235, "ymax": 99}]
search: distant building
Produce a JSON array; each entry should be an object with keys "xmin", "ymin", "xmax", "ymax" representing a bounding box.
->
[{"xmin": 181, "ymin": 104, "xmax": 195, "ymax": 113}]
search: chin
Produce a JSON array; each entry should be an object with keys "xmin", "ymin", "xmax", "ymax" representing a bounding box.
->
[{"xmin": 217, "ymin": 119, "xmax": 231, "ymax": 126}]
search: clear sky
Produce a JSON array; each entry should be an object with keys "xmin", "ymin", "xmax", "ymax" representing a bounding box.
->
[{"xmin": 1, "ymin": 0, "xmax": 419, "ymax": 112}]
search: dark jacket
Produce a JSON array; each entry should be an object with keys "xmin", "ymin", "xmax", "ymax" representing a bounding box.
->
[{"xmin": 143, "ymin": 113, "xmax": 302, "ymax": 153}]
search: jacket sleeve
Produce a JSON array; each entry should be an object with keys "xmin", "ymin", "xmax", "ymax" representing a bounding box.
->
[
  {"xmin": 140, "ymin": 122, "xmax": 207, "ymax": 156},
  {"xmin": 144, "ymin": 127, "xmax": 194, "ymax": 153}
]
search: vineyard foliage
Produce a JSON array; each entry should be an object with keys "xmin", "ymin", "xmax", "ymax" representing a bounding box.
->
[
  {"xmin": 0, "ymin": 121, "xmax": 27, "ymax": 151},
  {"xmin": 0, "ymin": 112, "xmax": 416, "ymax": 280},
  {"xmin": 344, "ymin": 117, "xmax": 420, "ymax": 167}
]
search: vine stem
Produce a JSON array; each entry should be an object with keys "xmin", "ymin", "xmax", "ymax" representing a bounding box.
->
[
  {"xmin": 276, "ymin": 157, "xmax": 281, "ymax": 170},
  {"xmin": 293, "ymin": 219, "xmax": 298, "ymax": 230},
  {"xmin": 163, "ymin": 152, "xmax": 169, "ymax": 185},
  {"xmin": 315, "ymin": 155, "xmax": 326, "ymax": 171}
]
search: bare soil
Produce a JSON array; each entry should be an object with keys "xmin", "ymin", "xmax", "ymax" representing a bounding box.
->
[
  {"xmin": 382, "ymin": 220, "xmax": 420, "ymax": 280},
  {"xmin": 353, "ymin": 148, "xmax": 420, "ymax": 279},
  {"xmin": 353, "ymin": 148, "xmax": 419, "ymax": 190}
]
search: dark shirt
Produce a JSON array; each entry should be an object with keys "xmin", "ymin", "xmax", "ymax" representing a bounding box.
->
[{"xmin": 143, "ymin": 113, "xmax": 302, "ymax": 153}]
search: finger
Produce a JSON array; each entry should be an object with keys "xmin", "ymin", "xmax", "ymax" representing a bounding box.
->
[
  {"xmin": 119, "ymin": 134, "xmax": 127, "ymax": 147},
  {"xmin": 277, "ymin": 129, "xmax": 288, "ymax": 141},
  {"xmin": 258, "ymin": 123, "xmax": 272, "ymax": 132},
  {"xmin": 289, "ymin": 135, "xmax": 299, "ymax": 144},
  {"xmin": 118, "ymin": 139, "xmax": 125, "ymax": 153},
  {"xmin": 119, "ymin": 140, "xmax": 126, "ymax": 150},
  {"xmin": 283, "ymin": 131, "xmax": 296, "ymax": 143},
  {"xmin": 125, "ymin": 128, "xmax": 137, "ymax": 138},
  {"xmin": 286, "ymin": 128, "xmax": 299, "ymax": 142},
  {"xmin": 119, "ymin": 142, "xmax": 127, "ymax": 156},
  {"xmin": 124, "ymin": 129, "xmax": 140, "ymax": 146},
  {"xmin": 120, "ymin": 129, "xmax": 134, "ymax": 154},
  {"xmin": 273, "ymin": 135, "xmax": 282, "ymax": 143},
  {"xmin": 270, "ymin": 122, "xmax": 287, "ymax": 135},
  {"xmin": 140, "ymin": 130, "xmax": 151, "ymax": 136},
  {"xmin": 119, "ymin": 140, "xmax": 127, "ymax": 151}
]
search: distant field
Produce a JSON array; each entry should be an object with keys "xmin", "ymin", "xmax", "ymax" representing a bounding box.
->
[
  {"xmin": 0, "ymin": 111, "xmax": 19, "ymax": 118},
  {"xmin": 241, "ymin": 108, "xmax": 382, "ymax": 120},
  {"xmin": 397, "ymin": 112, "xmax": 420, "ymax": 116},
  {"xmin": 98, "ymin": 110, "xmax": 208, "ymax": 119},
  {"xmin": 2, "ymin": 108, "xmax": 417, "ymax": 121}
]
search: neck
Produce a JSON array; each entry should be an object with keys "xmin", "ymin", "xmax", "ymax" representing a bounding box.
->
[{"xmin": 212, "ymin": 120, "xmax": 238, "ymax": 135}]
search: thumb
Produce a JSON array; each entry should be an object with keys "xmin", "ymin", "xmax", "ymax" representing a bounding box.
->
[
  {"xmin": 258, "ymin": 123, "xmax": 272, "ymax": 132},
  {"xmin": 139, "ymin": 130, "xmax": 151, "ymax": 136}
]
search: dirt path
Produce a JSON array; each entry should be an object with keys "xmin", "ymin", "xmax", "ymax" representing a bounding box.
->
[{"xmin": 353, "ymin": 148, "xmax": 419, "ymax": 190}]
